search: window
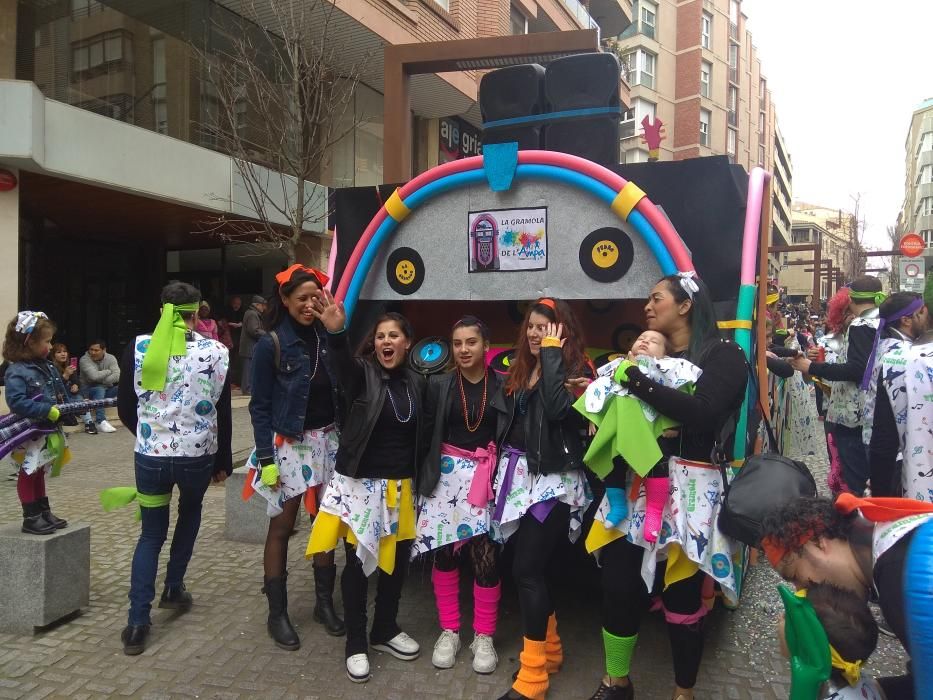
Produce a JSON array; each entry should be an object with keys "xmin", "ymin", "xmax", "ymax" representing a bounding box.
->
[
  {"xmin": 639, "ymin": 0, "xmax": 656, "ymax": 39},
  {"xmin": 918, "ymin": 165, "xmax": 933, "ymax": 185},
  {"xmin": 701, "ymin": 12, "xmax": 712, "ymax": 49},
  {"xmin": 700, "ymin": 61, "xmax": 711, "ymax": 98},
  {"xmin": 621, "ymin": 108, "xmax": 635, "ymax": 139},
  {"xmin": 71, "ymin": 31, "xmax": 132, "ymax": 79},
  {"xmin": 759, "ymin": 78, "xmax": 766, "ymax": 100},
  {"xmin": 152, "ymin": 36, "xmax": 167, "ymax": 134},
  {"xmin": 621, "ymin": 49, "xmax": 656, "ymax": 89},
  {"xmin": 699, "ymin": 109, "xmax": 711, "ymax": 146},
  {"xmin": 758, "ymin": 110, "xmax": 765, "ymax": 134},
  {"xmin": 728, "ymin": 43, "xmax": 738, "ymax": 83},
  {"xmin": 727, "ymin": 86, "xmax": 738, "ymax": 126},
  {"xmin": 917, "ymin": 197, "xmax": 933, "ymax": 217},
  {"xmin": 510, "ymin": 5, "xmax": 529, "ymax": 34},
  {"xmin": 71, "ymin": 0, "xmax": 103, "ymax": 19},
  {"xmin": 758, "ymin": 144, "xmax": 765, "ymax": 166},
  {"xmin": 729, "ymin": 0, "xmax": 739, "ymax": 38},
  {"xmin": 919, "ymin": 132, "xmax": 933, "ymax": 154},
  {"xmin": 792, "ymin": 229, "xmax": 810, "ymax": 244},
  {"xmin": 432, "ymin": 0, "xmax": 450, "ymax": 10},
  {"xmin": 921, "ymin": 230, "xmax": 933, "ymax": 248},
  {"xmin": 726, "ymin": 127, "xmax": 737, "ymax": 163},
  {"xmin": 634, "ymin": 97, "xmax": 656, "ymax": 125}
]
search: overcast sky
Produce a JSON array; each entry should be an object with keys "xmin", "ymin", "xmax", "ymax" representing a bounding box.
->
[{"xmin": 742, "ymin": 0, "xmax": 933, "ymax": 250}]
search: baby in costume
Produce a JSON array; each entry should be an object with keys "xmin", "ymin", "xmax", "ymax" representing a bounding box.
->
[
  {"xmin": 575, "ymin": 330, "xmax": 701, "ymax": 542},
  {"xmin": 778, "ymin": 583, "xmax": 885, "ymax": 700}
]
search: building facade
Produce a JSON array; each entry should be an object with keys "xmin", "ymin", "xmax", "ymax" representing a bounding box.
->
[
  {"xmin": 611, "ymin": 0, "xmax": 791, "ymax": 274},
  {"xmin": 898, "ymin": 97, "xmax": 933, "ymax": 266},
  {"xmin": 0, "ymin": 0, "xmax": 629, "ymax": 353},
  {"xmin": 781, "ymin": 202, "xmax": 858, "ymax": 302}
]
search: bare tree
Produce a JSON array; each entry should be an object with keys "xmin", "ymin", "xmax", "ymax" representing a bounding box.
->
[
  {"xmin": 194, "ymin": 0, "xmax": 365, "ymax": 263},
  {"xmin": 886, "ymin": 224, "xmax": 900, "ymax": 290}
]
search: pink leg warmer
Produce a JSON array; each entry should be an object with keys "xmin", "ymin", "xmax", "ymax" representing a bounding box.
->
[
  {"xmin": 432, "ymin": 565, "xmax": 460, "ymax": 632},
  {"xmin": 643, "ymin": 477, "xmax": 668, "ymax": 543},
  {"xmin": 473, "ymin": 581, "xmax": 501, "ymax": 636}
]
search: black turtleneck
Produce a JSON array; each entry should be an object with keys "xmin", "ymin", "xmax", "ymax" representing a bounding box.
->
[
  {"xmin": 289, "ymin": 316, "xmax": 335, "ymax": 430},
  {"xmin": 355, "ymin": 368, "xmax": 417, "ymax": 479}
]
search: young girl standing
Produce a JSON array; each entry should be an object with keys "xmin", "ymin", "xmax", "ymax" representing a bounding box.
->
[
  {"xmin": 307, "ymin": 291, "xmax": 427, "ymax": 684},
  {"xmin": 490, "ymin": 298, "xmax": 593, "ymax": 700},
  {"xmin": 246, "ymin": 264, "xmax": 344, "ymax": 650},
  {"xmin": 416, "ymin": 316, "xmax": 502, "ymax": 674},
  {"xmin": 2, "ymin": 312, "xmax": 73, "ymax": 534}
]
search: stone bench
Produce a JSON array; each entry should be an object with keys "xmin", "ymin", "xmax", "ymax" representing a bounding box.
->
[
  {"xmin": 224, "ymin": 466, "xmax": 270, "ymax": 544},
  {"xmin": 0, "ymin": 523, "xmax": 90, "ymax": 633}
]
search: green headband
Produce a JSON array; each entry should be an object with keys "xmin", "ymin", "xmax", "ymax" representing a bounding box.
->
[
  {"xmin": 847, "ymin": 290, "xmax": 886, "ymax": 305},
  {"xmin": 140, "ymin": 302, "xmax": 199, "ymax": 391}
]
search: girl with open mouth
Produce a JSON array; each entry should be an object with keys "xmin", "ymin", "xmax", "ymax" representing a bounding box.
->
[{"xmin": 306, "ymin": 289, "xmax": 427, "ymax": 685}]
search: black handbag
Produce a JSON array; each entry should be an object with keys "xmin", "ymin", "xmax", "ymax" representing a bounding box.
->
[{"xmin": 715, "ymin": 357, "xmax": 817, "ymax": 547}]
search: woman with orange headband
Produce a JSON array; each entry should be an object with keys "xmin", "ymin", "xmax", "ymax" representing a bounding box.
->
[
  {"xmin": 245, "ymin": 264, "xmax": 345, "ymax": 650},
  {"xmin": 489, "ymin": 298, "xmax": 593, "ymax": 700}
]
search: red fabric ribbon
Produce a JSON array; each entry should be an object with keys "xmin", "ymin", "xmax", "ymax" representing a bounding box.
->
[{"xmin": 275, "ymin": 264, "xmax": 330, "ymax": 288}]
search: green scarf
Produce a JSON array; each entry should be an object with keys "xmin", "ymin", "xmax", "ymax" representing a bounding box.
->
[
  {"xmin": 140, "ymin": 302, "xmax": 199, "ymax": 391},
  {"xmin": 47, "ymin": 432, "xmax": 67, "ymax": 477},
  {"xmin": 99, "ymin": 486, "xmax": 171, "ymax": 520}
]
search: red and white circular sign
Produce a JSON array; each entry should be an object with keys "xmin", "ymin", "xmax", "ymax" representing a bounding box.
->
[{"xmin": 899, "ymin": 232, "xmax": 925, "ymax": 258}]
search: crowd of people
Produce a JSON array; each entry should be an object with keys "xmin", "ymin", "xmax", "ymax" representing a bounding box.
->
[{"xmin": 2, "ymin": 267, "xmax": 930, "ymax": 699}]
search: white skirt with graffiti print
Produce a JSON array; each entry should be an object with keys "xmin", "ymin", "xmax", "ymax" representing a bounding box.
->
[
  {"xmin": 11, "ymin": 430, "xmax": 68, "ymax": 476},
  {"xmin": 414, "ymin": 449, "xmax": 492, "ymax": 557},
  {"xmin": 490, "ymin": 450, "xmax": 592, "ymax": 545},
  {"xmin": 594, "ymin": 457, "xmax": 740, "ymax": 606},
  {"xmin": 246, "ymin": 425, "xmax": 338, "ymax": 517}
]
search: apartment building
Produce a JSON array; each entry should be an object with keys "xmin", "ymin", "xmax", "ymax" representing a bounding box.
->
[
  {"xmin": 780, "ymin": 202, "xmax": 858, "ymax": 302},
  {"xmin": 898, "ymin": 97, "xmax": 933, "ymax": 263},
  {"xmin": 612, "ymin": 0, "xmax": 792, "ymax": 271},
  {"xmin": 0, "ymin": 0, "xmax": 629, "ymax": 351}
]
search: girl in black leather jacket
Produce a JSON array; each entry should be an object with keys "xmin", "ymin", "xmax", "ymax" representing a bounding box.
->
[
  {"xmin": 491, "ymin": 298, "xmax": 593, "ymax": 700},
  {"xmin": 307, "ymin": 291, "xmax": 426, "ymax": 685}
]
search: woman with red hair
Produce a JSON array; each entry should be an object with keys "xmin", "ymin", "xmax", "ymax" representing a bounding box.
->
[
  {"xmin": 489, "ymin": 298, "xmax": 593, "ymax": 700},
  {"xmin": 816, "ymin": 287, "xmax": 852, "ymax": 494}
]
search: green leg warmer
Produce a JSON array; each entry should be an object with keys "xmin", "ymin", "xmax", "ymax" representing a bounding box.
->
[{"xmin": 603, "ymin": 628, "xmax": 638, "ymax": 678}]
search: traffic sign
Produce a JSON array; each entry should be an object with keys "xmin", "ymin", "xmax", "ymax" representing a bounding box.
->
[
  {"xmin": 899, "ymin": 257, "xmax": 925, "ymax": 293},
  {"xmin": 899, "ymin": 232, "xmax": 925, "ymax": 258}
]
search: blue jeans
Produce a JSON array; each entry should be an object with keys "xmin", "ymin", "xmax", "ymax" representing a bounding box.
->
[
  {"xmin": 127, "ymin": 453, "xmax": 214, "ymax": 626},
  {"xmin": 834, "ymin": 424, "xmax": 870, "ymax": 494},
  {"xmin": 85, "ymin": 385, "xmax": 119, "ymax": 422}
]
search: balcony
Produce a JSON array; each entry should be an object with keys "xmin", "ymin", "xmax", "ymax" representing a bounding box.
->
[
  {"xmin": 588, "ymin": 0, "xmax": 634, "ymax": 36},
  {"xmin": 729, "ymin": 21, "xmax": 738, "ymax": 39},
  {"xmin": 560, "ymin": 0, "xmax": 601, "ymax": 39},
  {"xmin": 729, "ymin": 65, "xmax": 738, "ymax": 84},
  {"xmin": 620, "ymin": 19, "xmax": 655, "ymax": 40}
]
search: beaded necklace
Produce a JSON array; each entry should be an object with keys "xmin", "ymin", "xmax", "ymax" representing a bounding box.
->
[
  {"xmin": 458, "ymin": 369, "xmax": 488, "ymax": 432},
  {"xmin": 386, "ymin": 381, "xmax": 414, "ymax": 423},
  {"xmin": 308, "ymin": 326, "xmax": 321, "ymax": 380}
]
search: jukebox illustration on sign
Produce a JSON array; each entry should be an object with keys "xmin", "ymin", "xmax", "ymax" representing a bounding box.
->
[{"xmin": 469, "ymin": 212, "xmax": 500, "ymax": 272}]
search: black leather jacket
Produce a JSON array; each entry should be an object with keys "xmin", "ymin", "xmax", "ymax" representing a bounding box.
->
[
  {"xmin": 326, "ymin": 330, "xmax": 427, "ymax": 480},
  {"xmin": 420, "ymin": 369, "xmax": 502, "ymax": 497},
  {"xmin": 489, "ymin": 346, "xmax": 586, "ymax": 475}
]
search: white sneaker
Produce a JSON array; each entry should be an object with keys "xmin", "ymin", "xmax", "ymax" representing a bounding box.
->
[
  {"xmin": 372, "ymin": 631, "xmax": 420, "ymax": 660},
  {"xmin": 431, "ymin": 629, "xmax": 461, "ymax": 669},
  {"xmin": 98, "ymin": 420, "xmax": 117, "ymax": 433},
  {"xmin": 470, "ymin": 633, "xmax": 498, "ymax": 674},
  {"xmin": 346, "ymin": 653, "xmax": 370, "ymax": 683}
]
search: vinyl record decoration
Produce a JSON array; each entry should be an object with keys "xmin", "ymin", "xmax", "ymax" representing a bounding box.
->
[
  {"xmin": 490, "ymin": 347, "xmax": 517, "ymax": 376},
  {"xmin": 579, "ymin": 227, "xmax": 634, "ymax": 283},
  {"xmin": 410, "ymin": 337, "xmax": 451, "ymax": 375},
  {"xmin": 386, "ymin": 247, "xmax": 425, "ymax": 295},
  {"xmin": 611, "ymin": 323, "xmax": 643, "ymax": 353}
]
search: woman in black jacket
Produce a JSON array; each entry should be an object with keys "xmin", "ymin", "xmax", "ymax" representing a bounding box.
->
[
  {"xmin": 492, "ymin": 298, "xmax": 593, "ymax": 700},
  {"xmin": 307, "ymin": 290, "xmax": 427, "ymax": 685},
  {"xmin": 246, "ymin": 265, "xmax": 345, "ymax": 651},
  {"xmin": 416, "ymin": 315, "xmax": 502, "ymax": 674},
  {"xmin": 586, "ymin": 275, "xmax": 747, "ymax": 700}
]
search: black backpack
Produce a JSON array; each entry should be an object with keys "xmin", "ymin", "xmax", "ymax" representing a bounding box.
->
[{"xmin": 714, "ymin": 356, "xmax": 817, "ymax": 547}]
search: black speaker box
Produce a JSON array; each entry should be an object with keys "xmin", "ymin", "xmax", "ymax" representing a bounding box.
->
[
  {"xmin": 479, "ymin": 63, "xmax": 547, "ymax": 121},
  {"xmin": 545, "ymin": 117, "xmax": 619, "ymax": 165},
  {"xmin": 545, "ymin": 53, "xmax": 621, "ymax": 110}
]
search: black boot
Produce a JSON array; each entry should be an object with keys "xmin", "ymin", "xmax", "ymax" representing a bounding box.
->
[
  {"xmin": 159, "ymin": 583, "xmax": 193, "ymax": 611},
  {"xmin": 22, "ymin": 502, "xmax": 56, "ymax": 535},
  {"xmin": 263, "ymin": 573, "xmax": 300, "ymax": 650},
  {"xmin": 37, "ymin": 496, "xmax": 68, "ymax": 529},
  {"xmin": 313, "ymin": 564, "xmax": 346, "ymax": 637}
]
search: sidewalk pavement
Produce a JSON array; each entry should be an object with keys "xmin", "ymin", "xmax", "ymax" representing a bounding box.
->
[{"xmin": 0, "ymin": 407, "xmax": 908, "ymax": 699}]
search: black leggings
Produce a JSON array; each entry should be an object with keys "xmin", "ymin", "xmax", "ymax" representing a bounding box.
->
[
  {"xmin": 601, "ymin": 536, "xmax": 706, "ymax": 689},
  {"xmin": 341, "ymin": 540, "xmax": 411, "ymax": 657},
  {"xmin": 511, "ymin": 502, "xmax": 570, "ymax": 641},
  {"xmin": 434, "ymin": 535, "xmax": 499, "ymax": 587}
]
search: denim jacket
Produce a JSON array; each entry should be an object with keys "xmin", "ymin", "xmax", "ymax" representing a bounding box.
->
[
  {"xmin": 248, "ymin": 319, "xmax": 342, "ymax": 462},
  {"xmin": 4, "ymin": 359, "xmax": 78, "ymax": 420}
]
